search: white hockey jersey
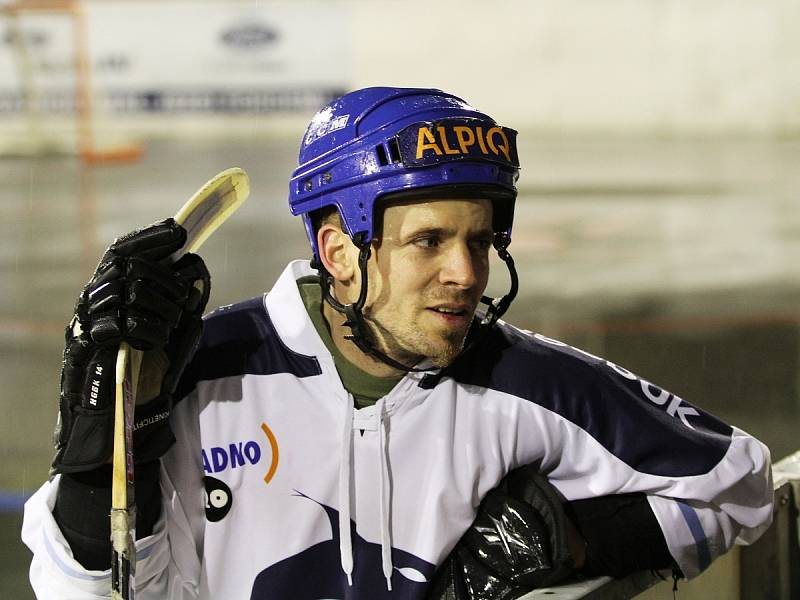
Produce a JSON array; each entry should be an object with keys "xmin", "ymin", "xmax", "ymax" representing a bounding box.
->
[{"xmin": 23, "ymin": 260, "xmax": 773, "ymax": 599}]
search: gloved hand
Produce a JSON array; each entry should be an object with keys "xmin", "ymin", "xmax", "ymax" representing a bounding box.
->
[
  {"xmin": 51, "ymin": 218, "xmax": 210, "ymax": 474},
  {"xmin": 427, "ymin": 466, "xmax": 575, "ymax": 600}
]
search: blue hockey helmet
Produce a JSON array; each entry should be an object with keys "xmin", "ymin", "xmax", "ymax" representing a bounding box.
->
[{"xmin": 288, "ymin": 87, "xmax": 520, "ymax": 260}]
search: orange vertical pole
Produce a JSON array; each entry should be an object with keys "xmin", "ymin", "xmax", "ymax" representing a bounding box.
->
[{"xmin": 71, "ymin": 0, "xmax": 95, "ymax": 162}]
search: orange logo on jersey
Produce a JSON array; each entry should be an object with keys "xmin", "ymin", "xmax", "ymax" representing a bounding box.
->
[{"xmin": 261, "ymin": 422, "xmax": 279, "ymax": 484}]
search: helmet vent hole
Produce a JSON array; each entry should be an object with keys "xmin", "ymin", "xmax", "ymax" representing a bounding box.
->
[
  {"xmin": 387, "ymin": 139, "xmax": 402, "ymax": 163},
  {"xmin": 375, "ymin": 144, "xmax": 389, "ymax": 166}
]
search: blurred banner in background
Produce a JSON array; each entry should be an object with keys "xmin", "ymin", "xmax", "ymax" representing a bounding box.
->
[
  {"xmin": 0, "ymin": 0, "xmax": 351, "ymax": 153},
  {"xmin": 0, "ymin": 2, "xmax": 349, "ymax": 112},
  {"xmin": 1, "ymin": 0, "xmax": 799, "ymax": 145}
]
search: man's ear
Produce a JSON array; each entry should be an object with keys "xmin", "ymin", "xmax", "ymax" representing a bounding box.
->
[{"xmin": 318, "ymin": 223, "xmax": 356, "ymax": 283}]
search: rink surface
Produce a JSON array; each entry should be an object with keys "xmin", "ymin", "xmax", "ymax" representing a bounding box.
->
[{"xmin": 1, "ymin": 138, "xmax": 798, "ymax": 597}]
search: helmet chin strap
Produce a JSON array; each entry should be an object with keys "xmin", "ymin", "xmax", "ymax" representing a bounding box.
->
[
  {"xmin": 479, "ymin": 244, "xmax": 519, "ymax": 328},
  {"xmin": 318, "ymin": 238, "xmax": 519, "ymax": 374}
]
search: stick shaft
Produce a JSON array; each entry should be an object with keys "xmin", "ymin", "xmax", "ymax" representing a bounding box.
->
[
  {"xmin": 108, "ymin": 167, "xmax": 249, "ymax": 598},
  {"xmin": 111, "ymin": 342, "xmax": 141, "ymax": 599}
]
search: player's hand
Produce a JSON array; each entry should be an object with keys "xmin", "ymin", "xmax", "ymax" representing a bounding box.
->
[
  {"xmin": 51, "ymin": 219, "xmax": 211, "ymax": 474},
  {"xmin": 81, "ymin": 218, "xmax": 193, "ymax": 350},
  {"xmin": 426, "ymin": 467, "xmax": 575, "ymax": 599}
]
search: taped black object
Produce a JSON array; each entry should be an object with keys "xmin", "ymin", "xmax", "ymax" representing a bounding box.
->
[{"xmin": 427, "ymin": 467, "xmax": 574, "ymax": 600}]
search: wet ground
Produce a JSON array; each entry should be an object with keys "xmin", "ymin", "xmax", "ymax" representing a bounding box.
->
[{"xmin": 1, "ymin": 137, "xmax": 798, "ymax": 596}]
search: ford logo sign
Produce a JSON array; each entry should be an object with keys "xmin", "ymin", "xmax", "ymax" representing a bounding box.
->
[{"xmin": 220, "ymin": 24, "xmax": 279, "ymax": 49}]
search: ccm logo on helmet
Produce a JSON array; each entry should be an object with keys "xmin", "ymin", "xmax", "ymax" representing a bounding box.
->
[{"xmin": 397, "ymin": 119, "xmax": 519, "ymax": 168}]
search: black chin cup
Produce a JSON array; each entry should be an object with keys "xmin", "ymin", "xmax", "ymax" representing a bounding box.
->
[{"xmin": 317, "ymin": 237, "xmax": 518, "ymax": 373}]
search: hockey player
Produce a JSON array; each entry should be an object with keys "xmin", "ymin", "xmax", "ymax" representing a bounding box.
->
[{"xmin": 23, "ymin": 87, "xmax": 773, "ymax": 599}]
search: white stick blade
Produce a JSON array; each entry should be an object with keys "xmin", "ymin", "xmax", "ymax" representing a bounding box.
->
[{"xmin": 173, "ymin": 167, "xmax": 251, "ymax": 256}]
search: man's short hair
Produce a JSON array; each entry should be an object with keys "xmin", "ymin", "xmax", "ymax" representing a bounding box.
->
[{"xmin": 310, "ymin": 205, "xmax": 341, "ymax": 239}]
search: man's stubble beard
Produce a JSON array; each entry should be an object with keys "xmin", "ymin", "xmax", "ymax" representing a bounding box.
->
[{"xmin": 364, "ymin": 307, "xmax": 473, "ymax": 368}]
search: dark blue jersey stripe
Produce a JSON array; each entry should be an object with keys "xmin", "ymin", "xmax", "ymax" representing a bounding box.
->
[
  {"xmin": 676, "ymin": 500, "xmax": 712, "ymax": 572},
  {"xmin": 423, "ymin": 324, "xmax": 733, "ymax": 478},
  {"xmin": 175, "ymin": 295, "xmax": 322, "ymax": 400}
]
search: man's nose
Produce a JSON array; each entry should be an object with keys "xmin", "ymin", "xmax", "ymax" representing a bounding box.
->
[{"xmin": 439, "ymin": 244, "xmax": 479, "ymax": 289}]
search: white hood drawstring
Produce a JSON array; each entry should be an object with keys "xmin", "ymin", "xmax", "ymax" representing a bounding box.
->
[
  {"xmin": 338, "ymin": 395, "xmax": 394, "ymax": 592},
  {"xmin": 375, "ymin": 397, "xmax": 394, "ymax": 591},
  {"xmin": 339, "ymin": 393, "xmax": 355, "ymax": 586}
]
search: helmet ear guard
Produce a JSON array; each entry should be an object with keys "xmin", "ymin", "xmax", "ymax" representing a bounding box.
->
[{"xmin": 290, "ymin": 87, "xmax": 521, "ymax": 371}]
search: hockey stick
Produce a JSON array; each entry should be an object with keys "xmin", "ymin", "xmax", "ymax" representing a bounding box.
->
[{"xmin": 110, "ymin": 167, "xmax": 250, "ymax": 599}]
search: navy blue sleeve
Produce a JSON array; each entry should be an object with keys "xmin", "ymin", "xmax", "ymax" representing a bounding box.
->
[{"xmin": 425, "ymin": 325, "xmax": 734, "ymax": 478}]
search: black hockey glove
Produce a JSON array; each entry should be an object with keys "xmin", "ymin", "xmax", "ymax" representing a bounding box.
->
[
  {"xmin": 51, "ymin": 218, "xmax": 210, "ymax": 474},
  {"xmin": 427, "ymin": 466, "xmax": 575, "ymax": 600}
]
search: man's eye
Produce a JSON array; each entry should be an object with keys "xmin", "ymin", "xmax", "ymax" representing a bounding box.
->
[{"xmin": 414, "ymin": 237, "xmax": 440, "ymax": 248}]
